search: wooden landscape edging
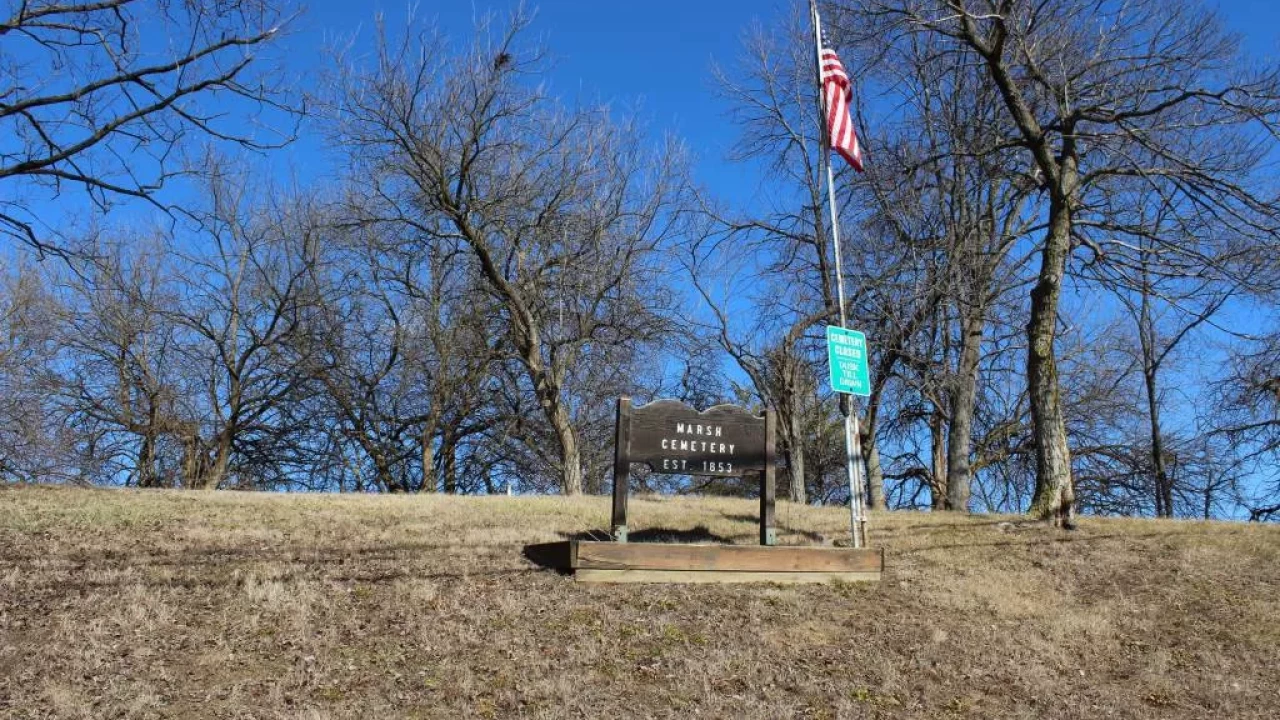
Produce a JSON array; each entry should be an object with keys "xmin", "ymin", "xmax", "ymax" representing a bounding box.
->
[
  {"xmin": 573, "ymin": 569, "xmax": 881, "ymax": 584},
  {"xmin": 567, "ymin": 540, "xmax": 883, "ymax": 584}
]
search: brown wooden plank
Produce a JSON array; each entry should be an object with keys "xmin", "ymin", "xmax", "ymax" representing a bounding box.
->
[
  {"xmin": 575, "ymin": 569, "xmax": 881, "ymax": 584},
  {"xmin": 571, "ymin": 541, "xmax": 883, "ymax": 573}
]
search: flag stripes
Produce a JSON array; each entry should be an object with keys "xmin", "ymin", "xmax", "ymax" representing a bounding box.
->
[{"xmin": 819, "ymin": 31, "xmax": 864, "ymax": 172}]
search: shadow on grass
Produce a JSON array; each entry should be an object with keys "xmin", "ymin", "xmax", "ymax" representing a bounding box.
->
[
  {"xmin": 560, "ymin": 525, "xmax": 732, "ymax": 544},
  {"xmin": 521, "ymin": 542, "xmax": 574, "ymax": 575},
  {"xmin": 722, "ymin": 512, "xmax": 828, "ymax": 544},
  {"xmin": 18, "ymin": 564, "xmax": 535, "ymax": 594},
  {"xmin": 523, "ymin": 525, "xmax": 737, "ymax": 574},
  {"xmin": 893, "ymin": 518, "xmax": 1035, "ymax": 532},
  {"xmin": 11, "ymin": 541, "xmax": 512, "ymax": 568}
]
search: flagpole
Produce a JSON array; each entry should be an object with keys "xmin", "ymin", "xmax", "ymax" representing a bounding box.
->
[{"xmin": 809, "ymin": 0, "xmax": 868, "ymax": 549}]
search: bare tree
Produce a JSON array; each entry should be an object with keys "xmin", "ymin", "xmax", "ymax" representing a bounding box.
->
[
  {"xmin": 704, "ymin": 4, "xmax": 1040, "ymax": 516},
  {"xmin": 703, "ymin": 6, "xmax": 941, "ymax": 511},
  {"xmin": 302, "ymin": 217, "xmax": 500, "ymax": 493},
  {"xmin": 0, "ymin": 258, "xmax": 66, "ymax": 481},
  {"xmin": 1, "ymin": 0, "xmax": 301, "ymax": 256},
  {"xmin": 1216, "ymin": 327, "xmax": 1280, "ymax": 520},
  {"xmin": 1111, "ymin": 236, "xmax": 1233, "ymax": 517},
  {"xmin": 171, "ymin": 169, "xmax": 321, "ymax": 490},
  {"xmin": 686, "ymin": 256, "xmax": 828, "ymax": 505},
  {"xmin": 845, "ymin": 34, "xmax": 1037, "ymax": 512},
  {"xmin": 330, "ymin": 12, "xmax": 688, "ymax": 495},
  {"xmin": 845, "ymin": 0, "xmax": 1280, "ymax": 526},
  {"xmin": 56, "ymin": 235, "xmax": 188, "ymax": 488}
]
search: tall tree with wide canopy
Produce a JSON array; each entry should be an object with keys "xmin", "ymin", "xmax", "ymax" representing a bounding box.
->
[
  {"xmin": 844, "ymin": 0, "xmax": 1280, "ymax": 525},
  {"xmin": 330, "ymin": 12, "xmax": 688, "ymax": 495}
]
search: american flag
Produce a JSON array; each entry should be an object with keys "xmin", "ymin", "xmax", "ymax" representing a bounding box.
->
[{"xmin": 819, "ymin": 28, "xmax": 864, "ymax": 172}]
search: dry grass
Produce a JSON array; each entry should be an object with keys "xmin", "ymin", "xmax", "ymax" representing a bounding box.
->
[{"xmin": 1, "ymin": 484, "xmax": 1277, "ymax": 719}]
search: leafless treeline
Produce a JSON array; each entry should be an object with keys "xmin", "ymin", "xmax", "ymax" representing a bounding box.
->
[
  {"xmin": 3, "ymin": 1, "xmax": 1280, "ymax": 520},
  {"xmin": 687, "ymin": 0, "xmax": 1280, "ymax": 521},
  {"xmin": 2, "ymin": 5, "xmax": 689, "ymax": 495}
]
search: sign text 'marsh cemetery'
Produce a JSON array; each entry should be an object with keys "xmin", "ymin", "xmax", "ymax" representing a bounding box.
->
[{"xmin": 626, "ymin": 402, "xmax": 768, "ymax": 476}]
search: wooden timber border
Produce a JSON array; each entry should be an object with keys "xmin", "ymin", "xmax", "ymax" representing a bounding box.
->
[{"xmin": 557, "ymin": 540, "xmax": 883, "ymax": 584}]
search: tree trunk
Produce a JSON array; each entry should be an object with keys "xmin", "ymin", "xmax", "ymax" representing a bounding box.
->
[
  {"xmin": 1144, "ymin": 365, "xmax": 1173, "ymax": 518},
  {"xmin": 785, "ymin": 404, "xmax": 807, "ymax": 504},
  {"xmin": 512, "ymin": 315, "xmax": 582, "ymax": 495},
  {"xmin": 137, "ymin": 409, "xmax": 158, "ymax": 489},
  {"xmin": 929, "ymin": 408, "xmax": 948, "ymax": 510},
  {"xmin": 863, "ymin": 423, "xmax": 884, "ymax": 510},
  {"xmin": 373, "ymin": 452, "xmax": 399, "ymax": 493},
  {"xmin": 549, "ymin": 400, "xmax": 584, "ymax": 495},
  {"xmin": 946, "ymin": 312, "xmax": 984, "ymax": 512},
  {"xmin": 448, "ymin": 206, "xmax": 584, "ymax": 496},
  {"xmin": 440, "ymin": 430, "xmax": 458, "ymax": 494},
  {"xmin": 181, "ymin": 431, "xmax": 210, "ymax": 490},
  {"xmin": 136, "ymin": 432, "xmax": 156, "ymax": 488},
  {"xmin": 421, "ymin": 417, "xmax": 437, "ymax": 493},
  {"xmin": 1138, "ymin": 273, "xmax": 1174, "ymax": 518},
  {"xmin": 1026, "ymin": 188, "xmax": 1076, "ymax": 528},
  {"xmin": 203, "ymin": 434, "xmax": 232, "ymax": 490},
  {"xmin": 524, "ymin": 354, "xmax": 583, "ymax": 495}
]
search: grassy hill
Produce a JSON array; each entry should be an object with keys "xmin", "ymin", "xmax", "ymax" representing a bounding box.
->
[{"xmin": 1, "ymin": 485, "xmax": 1277, "ymax": 719}]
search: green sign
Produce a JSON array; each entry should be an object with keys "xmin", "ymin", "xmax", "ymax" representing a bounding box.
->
[{"xmin": 826, "ymin": 326, "xmax": 870, "ymax": 396}]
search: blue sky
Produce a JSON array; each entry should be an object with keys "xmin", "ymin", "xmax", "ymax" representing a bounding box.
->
[
  {"xmin": 276, "ymin": 0, "xmax": 799, "ymax": 203},
  {"xmin": 286, "ymin": 1, "xmax": 1278, "ymax": 166},
  {"xmin": 12, "ymin": 0, "xmax": 1279, "ymax": 245},
  {"xmin": 245, "ymin": 0, "xmax": 1280, "ymax": 238}
]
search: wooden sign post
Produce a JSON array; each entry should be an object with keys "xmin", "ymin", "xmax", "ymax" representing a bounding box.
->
[{"xmin": 610, "ymin": 398, "xmax": 776, "ymax": 546}]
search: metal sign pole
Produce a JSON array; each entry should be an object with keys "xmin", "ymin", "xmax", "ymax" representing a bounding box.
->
[
  {"xmin": 810, "ymin": 0, "xmax": 867, "ymax": 548},
  {"xmin": 851, "ymin": 413, "xmax": 868, "ymax": 547},
  {"xmin": 844, "ymin": 414, "xmax": 863, "ymax": 548}
]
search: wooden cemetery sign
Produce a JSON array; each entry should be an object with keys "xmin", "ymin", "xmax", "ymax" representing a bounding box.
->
[
  {"xmin": 610, "ymin": 398, "xmax": 777, "ymax": 546},
  {"xmin": 530, "ymin": 396, "xmax": 883, "ymax": 583}
]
